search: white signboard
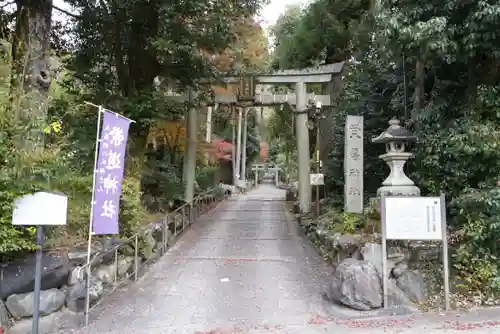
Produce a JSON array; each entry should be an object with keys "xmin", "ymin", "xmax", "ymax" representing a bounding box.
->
[
  {"xmin": 236, "ymin": 179, "xmax": 247, "ymax": 189},
  {"xmin": 12, "ymin": 192, "xmax": 68, "ymax": 226},
  {"xmin": 310, "ymin": 173, "xmax": 324, "ymax": 186},
  {"xmin": 381, "ymin": 194, "xmax": 450, "ymax": 312},
  {"xmin": 220, "ymin": 183, "xmax": 235, "ymax": 193},
  {"xmin": 344, "ymin": 115, "xmax": 364, "ymax": 213},
  {"xmin": 384, "ymin": 197, "xmax": 443, "ymax": 240}
]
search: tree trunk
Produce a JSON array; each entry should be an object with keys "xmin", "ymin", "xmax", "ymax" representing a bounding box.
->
[
  {"xmin": 11, "ymin": 0, "xmax": 52, "ymax": 153},
  {"xmin": 127, "ymin": 1, "xmax": 160, "ymax": 93},
  {"xmin": 413, "ymin": 59, "xmax": 425, "ymax": 111}
]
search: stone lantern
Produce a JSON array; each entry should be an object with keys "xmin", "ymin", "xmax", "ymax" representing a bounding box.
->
[{"xmin": 372, "ymin": 119, "xmax": 420, "ymax": 197}]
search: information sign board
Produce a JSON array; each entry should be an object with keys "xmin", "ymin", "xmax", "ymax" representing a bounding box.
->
[
  {"xmin": 380, "ymin": 194, "xmax": 450, "ymax": 311},
  {"xmin": 310, "ymin": 173, "xmax": 324, "ymax": 186},
  {"xmin": 12, "ymin": 192, "xmax": 68, "ymax": 226},
  {"xmin": 384, "ymin": 197, "xmax": 442, "ymax": 240}
]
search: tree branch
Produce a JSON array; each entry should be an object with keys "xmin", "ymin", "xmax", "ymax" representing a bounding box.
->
[
  {"xmin": 53, "ymin": 5, "xmax": 81, "ymax": 20},
  {"xmin": 0, "ymin": 1, "xmax": 15, "ymax": 10}
]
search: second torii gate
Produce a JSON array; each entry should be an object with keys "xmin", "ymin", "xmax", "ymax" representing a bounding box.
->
[
  {"xmin": 252, "ymin": 163, "xmax": 281, "ymax": 186},
  {"xmin": 211, "ymin": 90, "xmax": 332, "ymax": 190},
  {"xmin": 164, "ymin": 62, "xmax": 344, "ymax": 213}
]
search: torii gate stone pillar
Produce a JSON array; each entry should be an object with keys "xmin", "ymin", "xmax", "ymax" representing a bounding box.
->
[{"xmin": 295, "ymin": 82, "xmax": 311, "ymax": 212}]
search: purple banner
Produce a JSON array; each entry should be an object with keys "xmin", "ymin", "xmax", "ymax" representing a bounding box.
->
[{"xmin": 92, "ymin": 110, "xmax": 132, "ymax": 235}]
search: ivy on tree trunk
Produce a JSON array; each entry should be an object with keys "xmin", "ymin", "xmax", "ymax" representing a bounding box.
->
[{"xmin": 11, "ymin": 0, "xmax": 52, "ymax": 153}]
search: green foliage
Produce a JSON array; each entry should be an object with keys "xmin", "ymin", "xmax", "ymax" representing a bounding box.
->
[
  {"xmin": 450, "ymin": 189, "xmax": 500, "ymax": 293},
  {"xmin": 141, "ymin": 146, "xmax": 183, "ymax": 212},
  {"xmin": 0, "ymin": 0, "xmax": 269, "ymax": 259},
  {"xmin": 271, "ymin": 0, "xmax": 373, "ymax": 69},
  {"xmin": 270, "ymin": 0, "xmax": 500, "ymax": 297},
  {"xmin": 196, "ymin": 165, "xmax": 218, "ymax": 190},
  {"xmin": 0, "ymin": 170, "xmax": 36, "ymax": 255},
  {"xmin": 324, "ymin": 52, "xmax": 398, "ymax": 204},
  {"xmin": 119, "ymin": 177, "xmax": 149, "ymax": 236},
  {"xmin": 318, "ymin": 209, "xmax": 363, "ymax": 234},
  {"xmin": 341, "ymin": 212, "xmax": 363, "ymax": 234},
  {"xmin": 413, "ymin": 85, "xmax": 500, "ymax": 198},
  {"xmin": 265, "ymin": 104, "xmax": 297, "ymax": 181}
]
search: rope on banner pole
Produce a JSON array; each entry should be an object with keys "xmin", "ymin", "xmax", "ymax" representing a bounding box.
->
[
  {"xmin": 84, "ymin": 101, "xmax": 137, "ymax": 123},
  {"xmin": 84, "ymin": 105, "xmax": 103, "ymax": 326}
]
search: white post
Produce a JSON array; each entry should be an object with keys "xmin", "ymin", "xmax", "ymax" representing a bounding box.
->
[
  {"xmin": 235, "ymin": 107, "xmax": 243, "ymax": 182},
  {"xmin": 231, "ymin": 107, "xmax": 237, "ymax": 186},
  {"xmin": 206, "ymin": 106, "xmax": 213, "ymax": 142},
  {"xmin": 241, "ymin": 109, "xmax": 248, "ymax": 184},
  {"xmin": 275, "ymin": 169, "xmax": 279, "ymax": 186},
  {"xmin": 182, "ymin": 108, "xmax": 189, "ymax": 181},
  {"xmin": 205, "ymin": 105, "xmax": 213, "ymax": 163},
  {"xmin": 184, "ymin": 88, "xmax": 198, "ymax": 202},
  {"xmin": 84, "ymin": 106, "xmax": 103, "ymax": 326},
  {"xmin": 296, "ymin": 82, "xmax": 312, "ymax": 213}
]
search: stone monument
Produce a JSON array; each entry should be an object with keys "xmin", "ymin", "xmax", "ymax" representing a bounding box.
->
[
  {"xmin": 372, "ymin": 119, "xmax": 420, "ymax": 197},
  {"xmin": 344, "ymin": 115, "xmax": 364, "ymax": 213}
]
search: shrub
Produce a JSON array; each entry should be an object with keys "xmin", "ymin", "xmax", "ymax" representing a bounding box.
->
[
  {"xmin": 196, "ymin": 165, "xmax": 218, "ymax": 191},
  {"xmin": 141, "ymin": 146, "xmax": 183, "ymax": 212},
  {"xmin": 119, "ymin": 176, "xmax": 149, "ymax": 236},
  {"xmin": 450, "ymin": 188, "xmax": 500, "ymax": 293},
  {"xmin": 0, "ymin": 169, "xmax": 37, "ymax": 256}
]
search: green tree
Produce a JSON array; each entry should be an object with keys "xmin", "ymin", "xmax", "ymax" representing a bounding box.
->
[
  {"xmin": 270, "ymin": 0, "xmax": 373, "ymax": 69},
  {"xmin": 0, "ymin": 0, "xmax": 268, "ymax": 255},
  {"xmin": 271, "ymin": 0, "xmax": 500, "ymax": 296}
]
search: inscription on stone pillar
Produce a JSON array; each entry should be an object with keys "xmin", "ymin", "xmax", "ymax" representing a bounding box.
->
[{"xmin": 344, "ymin": 115, "xmax": 364, "ymax": 213}]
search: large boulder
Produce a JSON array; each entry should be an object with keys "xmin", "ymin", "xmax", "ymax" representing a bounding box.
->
[
  {"xmin": 0, "ymin": 254, "xmax": 69, "ymax": 300},
  {"xmin": 93, "ymin": 256, "xmax": 135, "ymax": 284},
  {"xmin": 66, "ymin": 276, "xmax": 104, "ymax": 312},
  {"xmin": 0, "ymin": 300, "xmax": 9, "ymax": 329},
  {"xmin": 6, "ymin": 288, "xmax": 66, "ymax": 319},
  {"xmin": 139, "ymin": 230, "xmax": 157, "ymax": 261},
  {"xmin": 7, "ymin": 310, "xmax": 63, "ymax": 334},
  {"xmin": 67, "ymin": 246, "xmax": 99, "ymax": 267},
  {"xmin": 359, "ymin": 243, "xmax": 405, "ymax": 276},
  {"xmin": 329, "ymin": 259, "xmax": 383, "ymax": 311},
  {"xmin": 396, "ymin": 270, "xmax": 427, "ymax": 303}
]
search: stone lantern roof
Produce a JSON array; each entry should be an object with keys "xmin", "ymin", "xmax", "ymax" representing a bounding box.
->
[{"xmin": 372, "ymin": 119, "xmax": 415, "ymax": 144}]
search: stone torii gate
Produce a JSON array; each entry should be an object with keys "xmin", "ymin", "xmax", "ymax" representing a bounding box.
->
[
  {"xmin": 166, "ymin": 62, "xmax": 344, "ymax": 213},
  {"xmin": 252, "ymin": 163, "xmax": 281, "ymax": 186},
  {"xmin": 212, "ymin": 90, "xmax": 332, "ymax": 190}
]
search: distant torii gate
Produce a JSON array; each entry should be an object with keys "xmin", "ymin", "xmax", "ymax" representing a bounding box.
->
[
  {"xmin": 164, "ymin": 62, "xmax": 344, "ymax": 213},
  {"xmin": 208, "ymin": 90, "xmax": 332, "ymax": 191},
  {"xmin": 252, "ymin": 163, "xmax": 281, "ymax": 186}
]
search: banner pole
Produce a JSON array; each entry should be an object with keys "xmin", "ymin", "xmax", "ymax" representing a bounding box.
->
[{"xmin": 84, "ymin": 106, "xmax": 103, "ymax": 326}]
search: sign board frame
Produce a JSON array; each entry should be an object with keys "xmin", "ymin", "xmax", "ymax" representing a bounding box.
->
[
  {"xmin": 310, "ymin": 173, "xmax": 324, "ymax": 186},
  {"xmin": 11, "ymin": 191, "xmax": 69, "ymax": 334},
  {"xmin": 12, "ymin": 191, "xmax": 68, "ymax": 226},
  {"xmin": 380, "ymin": 194, "xmax": 450, "ymax": 311}
]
